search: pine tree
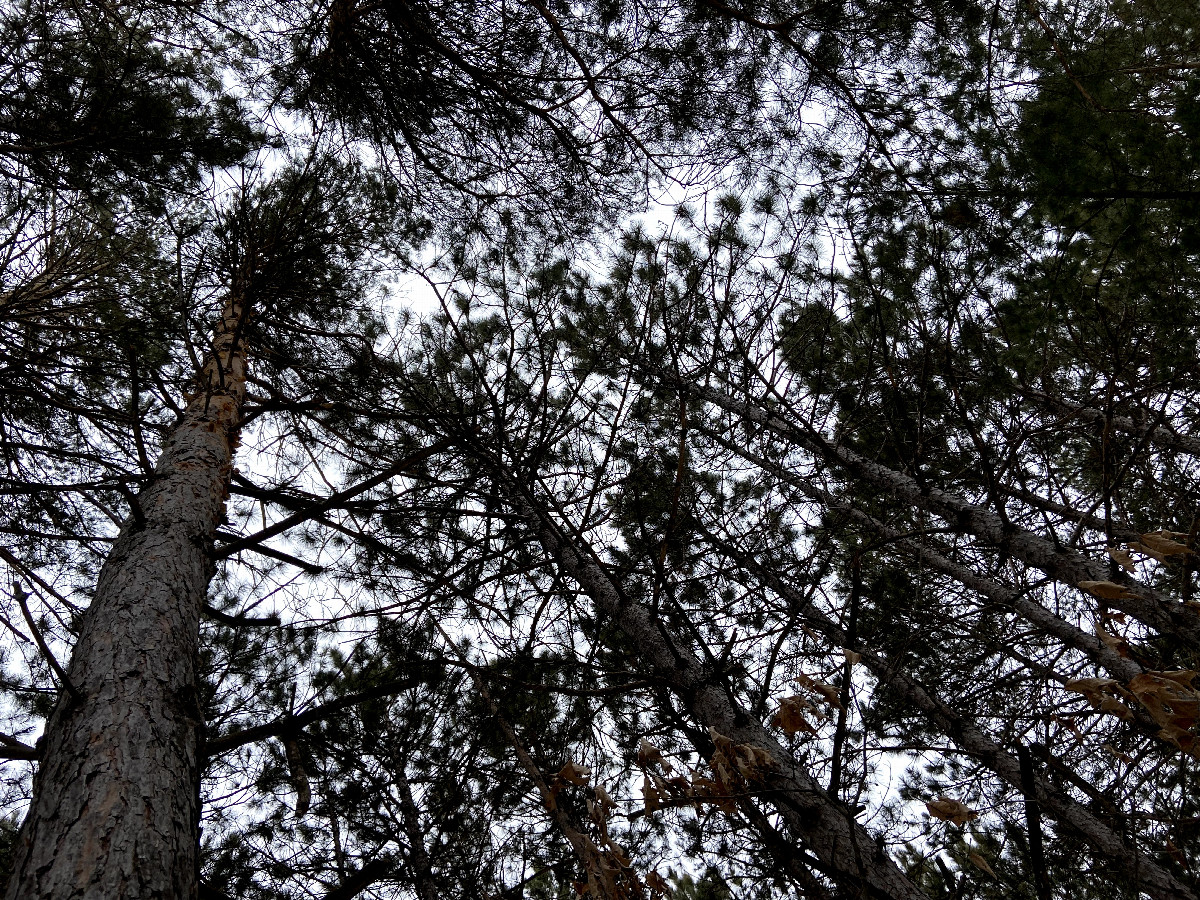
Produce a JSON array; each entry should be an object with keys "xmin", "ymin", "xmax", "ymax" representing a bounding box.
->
[{"xmin": 6, "ymin": 1, "xmax": 1200, "ymax": 899}]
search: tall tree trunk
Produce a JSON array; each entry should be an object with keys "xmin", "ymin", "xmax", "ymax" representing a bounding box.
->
[
  {"xmin": 679, "ymin": 378, "xmax": 1200, "ymax": 644},
  {"xmin": 477, "ymin": 462, "xmax": 928, "ymax": 900},
  {"xmin": 5, "ymin": 293, "xmax": 250, "ymax": 900}
]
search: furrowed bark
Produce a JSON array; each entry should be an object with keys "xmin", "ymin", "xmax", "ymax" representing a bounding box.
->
[
  {"xmin": 681, "ymin": 380, "xmax": 1200, "ymax": 644},
  {"xmin": 489, "ymin": 476, "xmax": 928, "ymax": 900},
  {"xmin": 5, "ymin": 293, "xmax": 250, "ymax": 900},
  {"xmin": 712, "ymin": 535, "xmax": 1197, "ymax": 900}
]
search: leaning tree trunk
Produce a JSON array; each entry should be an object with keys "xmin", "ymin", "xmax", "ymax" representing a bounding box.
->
[{"xmin": 5, "ymin": 293, "xmax": 250, "ymax": 900}]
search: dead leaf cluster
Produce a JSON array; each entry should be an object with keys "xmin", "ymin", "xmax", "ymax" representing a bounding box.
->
[
  {"xmin": 1065, "ymin": 670, "xmax": 1200, "ymax": 754},
  {"xmin": 1094, "ymin": 615, "xmax": 1131, "ymax": 658},
  {"xmin": 772, "ymin": 695, "xmax": 819, "ymax": 736},
  {"xmin": 1064, "ymin": 676, "xmax": 1136, "ymax": 721},
  {"xmin": 636, "ymin": 732, "xmax": 776, "ymax": 818},
  {"xmin": 793, "ymin": 673, "xmax": 843, "ymax": 710},
  {"xmin": 925, "ymin": 797, "xmax": 979, "ymax": 826},
  {"xmin": 1128, "ymin": 670, "xmax": 1200, "ymax": 753},
  {"xmin": 555, "ymin": 762, "xmax": 671, "ymax": 900},
  {"xmin": 557, "ymin": 760, "xmax": 593, "ymax": 788},
  {"xmin": 707, "ymin": 727, "xmax": 778, "ymax": 792},
  {"xmin": 1107, "ymin": 532, "xmax": 1193, "ymax": 571}
]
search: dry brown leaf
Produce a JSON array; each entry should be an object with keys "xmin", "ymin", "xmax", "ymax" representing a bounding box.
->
[
  {"xmin": 968, "ymin": 851, "xmax": 996, "ymax": 879},
  {"xmin": 558, "ymin": 761, "xmax": 592, "ymax": 786},
  {"xmin": 843, "ymin": 648, "xmax": 862, "ymax": 665},
  {"xmin": 1078, "ymin": 580, "xmax": 1138, "ymax": 600},
  {"xmin": 925, "ymin": 797, "xmax": 979, "ymax": 826},
  {"xmin": 605, "ymin": 841, "xmax": 631, "ymax": 868},
  {"xmin": 1065, "ymin": 676, "xmax": 1119, "ymax": 704},
  {"xmin": 595, "ymin": 784, "xmax": 615, "ymax": 810},
  {"xmin": 646, "ymin": 871, "xmax": 672, "ymax": 898},
  {"xmin": 1139, "ymin": 531, "xmax": 1194, "ymax": 557},
  {"xmin": 1157, "ymin": 725, "xmax": 1197, "ymax": 753},
  {"xmin": 1107, "ymin": 546, "xmax": 1137, "ymax": 573},
  {"xmin": 642, "ymin": 774, "xmax": 664, "ymax": 812},
  {"xmin": 1099, "ymin": 696, "xmax": 1134, "ymax": 720},
  {"xmin": 795, "ymin": 673, "xmax": 843, "ymax": 709},
  {"xmin": 1128, "ymin": 671, "xmax": 1200, "ymax": 748},
  {"xmin": 1097, "ymin": 624, "xmax": 1131, "ymax": 658},
  {"xmin": 732, "ymin": 743, "xmax": 777, "ymax": 782},
  {"xmin": 710, "ymin": 749, "xmax": 735, "ymax": 789},
  {"xmin": 1159, "ymin": 670, "xmax": 1198, "ymax": 688},
  {"xmin": 637, "ymin": 738, "xmax": 671, "ymax": 772},
  {"xmin": 745, "ymin": 744, "xmax": 778, "ymax": 770},
  {"xmin": 688, "ymin": 773, "xmax": 737, "ymax": 814},
  {"xmin": 1128, "ymin": 541, "xmax": 1169, "ymax": 563},
  {"xmin": 1055, "ymin": 714, "xmax": 1085, "ymax": 743},
  {"xmin": 773, "ymin": 696, "xmax": 819, "ymax": 736}
]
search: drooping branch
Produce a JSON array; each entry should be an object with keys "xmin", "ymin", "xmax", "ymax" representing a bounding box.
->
[
  {"xmin": 477, "ymin": 457, "xmax": 928, "ymax": 900},
  {"xmin": 676, "ymin": 377, "xmax": 1200, "ymax": 644}
]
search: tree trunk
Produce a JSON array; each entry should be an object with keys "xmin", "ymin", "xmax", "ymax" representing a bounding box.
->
[
  {"xmin": 5, "ymin": 293, "xmax": 250, "ymax": 900},
  {"xmin": 681, "ymin": 379, "xmax": 1200, "ymax": 644},
  {"xmin": 486, "ymin": 473, "xmax": 928, "ymax": 900}
]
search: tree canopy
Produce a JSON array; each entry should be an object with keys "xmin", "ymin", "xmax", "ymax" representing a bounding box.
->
[{"xmin": 1, "ymin": 1, "xmax": 1199, "ymax": 899}]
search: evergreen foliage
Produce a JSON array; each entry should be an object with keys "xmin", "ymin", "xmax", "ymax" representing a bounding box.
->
[{"xmin": 1, "ymin": 1, "xmax": 1198, "ymax": 899}]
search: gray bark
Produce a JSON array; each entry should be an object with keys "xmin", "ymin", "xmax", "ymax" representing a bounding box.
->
[
  {"xmin": 1030, "ymin": 390, "xmax": 1200, "ymax": 459},
  {"xmin": 715, "ymin": 536, "xmax": 1196, "ymax": 900},
  {"xmin": 498, "ymin": 483, "xmax": 928, "ymax": 900},
  {"xmin": 684, "ymin": 381, "xmax": 1200, "ymax": 644},
  {"xmin": 5, "ymin": 295, "xmax": 249, "ymax": 900},
  {"xmin": 699, "ymin": 425, "xmax": 1143, "ymax": 683}
]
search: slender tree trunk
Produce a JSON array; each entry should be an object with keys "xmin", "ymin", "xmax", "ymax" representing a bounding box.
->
[
  {"xmin": 5, "ymin": 293, "xmax": 250, "ymax": 900},
  {"xmin": 483, "ymin": 471, "xmax": 928, "ymax": 900},
  {"xmin": 681, "ymin": 379, "xmax": 1200, "ymax": 643}
]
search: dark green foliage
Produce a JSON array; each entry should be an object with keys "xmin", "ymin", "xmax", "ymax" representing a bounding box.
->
[
  {"xmin": 0, "ymin": 1, "xmax": 258, "ymax": 201},
  {"xmin": 5, "ymin": 2, "xmax": 1200, "ymax": 900}
]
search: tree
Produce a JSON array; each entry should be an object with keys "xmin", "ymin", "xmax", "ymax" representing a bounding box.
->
[
  {"xmin": 5, "ymin": 0, "xmax": 1200, "ymax": 899},
  {"xmin": 0, "ymin": 1, "xmax": 804, "ymax": 897}
]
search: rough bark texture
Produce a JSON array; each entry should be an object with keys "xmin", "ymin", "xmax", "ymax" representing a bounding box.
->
[
  {"xmin": 727, "ymin": 544, "xmax": 1197, "ymax": 900},
  {"xmin": 498, "ymin": 486, "xmax": 928, "ymax": 900},
  {"xmin": 685, "ymin": 381, "xmax": 1200, "ymax": 644},
  {"xmin": 5, "ymin": 295, "xmax": 249, "ymax": 900}
]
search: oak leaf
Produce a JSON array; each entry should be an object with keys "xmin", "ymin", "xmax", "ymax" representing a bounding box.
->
[
  {"xmin": 558, "ymin": 761, "xmax": 591, "ymax": 786},
  {"xmin": 642, "ymin": 774, "xmax": 664, "ymax": 812},
  {"xmin": 1078, "ymin": 580, "xmax": 1138, "ymax": 600},
  {"xmin": 795, "ymin": 673, "xmax": 842, "ymax": 709},
  {"xmin": 968, "ymin": 851, "xmax": 996, "ymax": 878},
  {"xmin": 637, "ymin": 738, "xmax": 672, "ymax": 772},
  {"xmin": 1107, "ymin": 546, "xmax": 1136, "ymax": 573},
  {"xmin": 1128, "ymin": 541, "xmax": 1168, "ymax": 563},
  {"xmin": 925, "ymin": 797, "xmax": 978, "ymax": 825},
  {"xmin": 1138, "ymin": 531, "xmax": 1193, "ymax": 557},
  {"xmin": 773, "ymin": 695, "xmax": 819, "ymax": 736}
]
